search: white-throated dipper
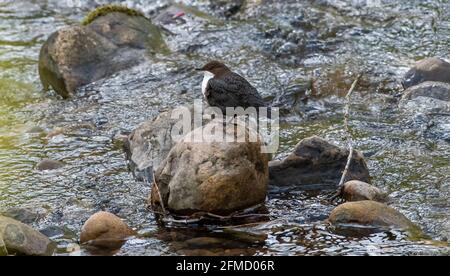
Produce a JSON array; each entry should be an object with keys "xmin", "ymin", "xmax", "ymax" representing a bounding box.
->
[{"xmin": 196, "ymin": 61, "xmax": 268, "ymax": 116}]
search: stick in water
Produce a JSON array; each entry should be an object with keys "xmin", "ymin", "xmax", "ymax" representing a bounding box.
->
[{"xmin": 331, "ymin": 74, "xmax": 362, "ymax": 201}]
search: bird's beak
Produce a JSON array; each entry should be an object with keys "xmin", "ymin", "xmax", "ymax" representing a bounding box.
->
[{"xmin": 195, "ymin": 68, "xmax": 203, "ymax": 71}]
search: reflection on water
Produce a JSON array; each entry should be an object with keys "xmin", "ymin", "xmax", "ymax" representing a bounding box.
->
[{"xmin": 0, "ymin": 0, "xmax": 449, "ymax": 255}]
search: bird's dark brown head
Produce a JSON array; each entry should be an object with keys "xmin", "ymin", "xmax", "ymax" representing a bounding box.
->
[{"xmin": 196, "ymin": 61, "xmax": 230, "ymax": 76}]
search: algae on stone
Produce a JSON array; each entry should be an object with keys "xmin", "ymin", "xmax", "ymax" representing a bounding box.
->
[{"xmin": 81, "ymin": 4, "xmax": 145, "ymax": 26}]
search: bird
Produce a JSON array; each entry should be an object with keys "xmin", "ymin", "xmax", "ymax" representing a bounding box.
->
[{"xmin": 195, "ymin": 61, "xmax": 268, "ymax": 117}]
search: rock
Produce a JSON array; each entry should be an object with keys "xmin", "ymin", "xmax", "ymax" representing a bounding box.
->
[
  {"xmin": 272, "ymin": 80, "xmax": 312, "ymax": 116},
  {"xmin": 328, "ymin": 201, "xmax": 421, "ymax": 233},
  {"xmin": 39, "ymin": 226, "xmax": 67, "ymax": 239},
  {"xmin": 0, "ymin": 216, "xmax": 55, "ymax": 256},
  {"xmin": 80, "ymin": 211, "xmax": 135, "ymax": 248},
  {"xmin": 26, "ymin": 126, "xmax": 45, "ymax": 134},
  {"xmin": 342, "ymin": 180, "xmax": 387, "ymax": 202},
  {"xmin": 39, "ymin": 5, "xmax": 167, "ymax": 98},
  {"xmin": 399, "ymin": 81, "xmax": 450, "ymax": 113},
  {"xmin": 36, "ymin": 159, "xmax": 64, "ymax": 171},
  {"xmin": 150, "ymin": 120, "xmax": 269, "ymax": 215},
  {"xmin": 125, "ymin": 111, "xmax": 183, "ymax": 182},
  {"xmin": 402, "ymin": 57, "xmax": 450, "ymax": 89},
  {"xmin": 0, "ymin": 237, "xmax": 7, "ymax": 256},
  {"xmin": 401, "ymin": 81, "xmax": 450, "ymax": 102},
  {"xmin": 269, "ymin": 136, "xmax": 370, "ymax": 189},
  {"xmin": 124, "ymin": 112, "xmax": 178, "ymax": 182},
  {"xmin": 185, "ymin": 237, "xmax": 233, "ymax": 248},
  {"xmin": 1, "ymin": 207, "xmax": 43, "ymax": 224},
  {"xmin": 125, "ymin": 106, "xmax": 211, "ymax": 182},
  {"xmin": 209, "ymin": 0, "xmax": 245, "ymax": 18}
]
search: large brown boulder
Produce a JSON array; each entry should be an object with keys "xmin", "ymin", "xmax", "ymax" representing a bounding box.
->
[
  {"xmin": 402, "ymin": 57, "xmax": 450, "ymax": 89},
  {"xmin": 39, "ymin": 6, "xmax": 167, "ymax": 98},
  {"xmin": 329, "ymin": 201, "xmax": 421, "ymax": 234},
  {"xmin": 80, "ymin": 211, "xmax": 135, "ymax": 248},
  {"xmin": 269, "ymin": 136, "xmax": 370, "ymax": 189},
  {"xmin": 150, "ymin": 120, "xmax": 269, "ymax": 215},
  {"xmin": 0, "ymin": 216, "xmax": 55, "ymax": 256}
]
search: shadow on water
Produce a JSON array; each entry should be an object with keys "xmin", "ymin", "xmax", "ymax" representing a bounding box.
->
[{"xmin": 0, "ymin": 0, "xmax": 449, "ymax": 255}]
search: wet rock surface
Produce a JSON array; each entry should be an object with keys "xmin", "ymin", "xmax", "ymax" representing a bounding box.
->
[
  {"xmin": 329, "ymin": 201, "xmax": 421, "ymax": 234},
  {"xmin": 36, "ymin": 158, "xmax": 64, "ymax": 171},
  {"xmin": 0, "ymin": 207, "xmax": 45, "ymax": 224},
  {"xmin": 342, "ymin": 180, "xmax": 387, "ymax": 202},
  {"xmin": 39, "ymin": 8, "xmax": 167, "ymax": 98},
  {"xmin": 399, "ymin": 81, "xmax": 450, "ymax": 113},
  {"xmin": 269, "ymin": 136, "xmax": 370, "ymax": 189},
  {"xmin": 125, "ymin": 110, "xmax": 182, "ymax": 182},
  {"xmin": 0, "ymin": 216, "xmax": 55, "ymax": 256},
  {"xmin": 402, "ymin": 57, "xmax": 450, "ymax": 89},
  {"xmin": 125, "ymin": 106, "xmax": 211, "ymax": 182},
  {"xmin": 151, "ymin": 120, "xmax": 269, "ymax": 215},
  {"xmin": 80, "ymin": 211, "xmax": 136, "ymax": 249}
]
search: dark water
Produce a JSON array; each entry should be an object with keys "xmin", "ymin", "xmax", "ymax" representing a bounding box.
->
[{"xmin": 0, "ymin": 0, "xmax": 449, "ymax": 255}]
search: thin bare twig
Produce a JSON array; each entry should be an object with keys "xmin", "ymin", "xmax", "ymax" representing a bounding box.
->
[{"xmin": 330, "ymin": 74, "xmax": 362, "ymax": 202}]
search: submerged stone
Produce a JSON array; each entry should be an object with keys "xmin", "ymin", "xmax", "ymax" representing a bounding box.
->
[
  {"xmin": 328, "ymin": 201, "xmax": 422, "ymax": 235},
  {"xmin": 36, "ymin": 159, "xmax": 64, "ymax": 171}
]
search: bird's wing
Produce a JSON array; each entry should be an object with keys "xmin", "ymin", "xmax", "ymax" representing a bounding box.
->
[{"xmin": 206, "ymin": 73, "xmax": 266, "ymax": 108}]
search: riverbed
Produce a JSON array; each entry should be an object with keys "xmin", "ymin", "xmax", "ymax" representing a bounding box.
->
[{"xmin": 0, "ymin": 0, "xmax": 449, "ymax": 255}]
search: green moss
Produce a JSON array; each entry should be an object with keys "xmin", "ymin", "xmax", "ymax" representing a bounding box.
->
[{"xmin": 81, "ymin": 4, "xmax": 146, "ymax": 26}]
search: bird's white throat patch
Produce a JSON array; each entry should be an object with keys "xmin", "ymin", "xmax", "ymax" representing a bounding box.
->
[{"xmin": 201, "ymin": 71, "xmax": 214, "ymax": 98}]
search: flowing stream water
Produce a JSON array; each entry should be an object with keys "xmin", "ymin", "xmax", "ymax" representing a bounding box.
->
[{"xmin": 0, "ymin": 0, "xmax": 449, "ymax": 255}]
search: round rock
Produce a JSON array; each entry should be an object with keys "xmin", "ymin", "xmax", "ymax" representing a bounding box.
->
[
  {"xmin": 80, "ymin": 211, "xmax": 135, "ymax": 246},
  {"xmin": 342, "ymin": 180, "xmax": 387, "ymax": 202},
  {"xmin": 151, "ymin": 120, "xmax": 269, "ymax": 215}
]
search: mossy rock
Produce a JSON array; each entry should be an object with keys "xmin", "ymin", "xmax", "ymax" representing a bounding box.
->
[
  {"xmin": 81, "ymin": 4, "xmax": 145, "ymax": 26},
  {"xmin": 39, "ymin": 5, "xmax": 168, "ymax": 98}
]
